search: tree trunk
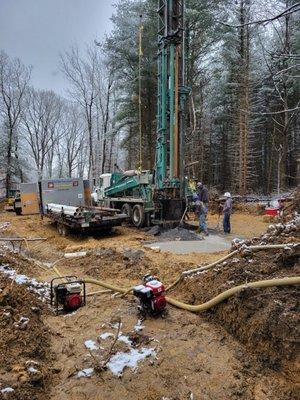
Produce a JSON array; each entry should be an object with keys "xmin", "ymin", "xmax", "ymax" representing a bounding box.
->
[
  {"xmin": 237, "ymin": 0, "xmax": 250, "ymax": 195},
  {"xmin": 280, "ymin": 5, "xmax": 291, "ymax": 189},
  {"xmin": 5, "ymin": 127, "xmax": 13, "ymax": 197}
]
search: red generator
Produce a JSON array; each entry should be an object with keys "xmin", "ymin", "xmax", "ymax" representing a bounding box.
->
[
  {"xmin": 133, "ymin": 275, "xmax": 166, "ymax": 316},
  {"xmin": 50, "ymin": 276, "xmax": 86, "ymax": 314}
]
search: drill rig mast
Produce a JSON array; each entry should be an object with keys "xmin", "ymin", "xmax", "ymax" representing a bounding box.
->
[
  {"xmin": 97, "ymin": 1, "xmax": 189, "ymax": 228},
  {"xmin": 154, "ymin": 0, "xmax": 189, "ymax": 223}
]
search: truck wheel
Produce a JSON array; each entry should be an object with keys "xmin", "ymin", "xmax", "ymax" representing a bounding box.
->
[
  {"xmin": 132, "ymin": 205, "xmax": 145, "ymax": 228},
  {"xmin": 15, "ymin": 208, "xmax": 22, "ymax": 216},
  {"xmin": 121, "ymin": 203, "xmax": 132, "ymax": 218}
]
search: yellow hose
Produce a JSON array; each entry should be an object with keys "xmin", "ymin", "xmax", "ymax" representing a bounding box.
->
[
  {"xmin": 182, "ymin": 250, "xmax": 239, "ymax": 276},
  {"xmin": 51, "ymin": 266, "xmax": 300, "ymax": 313},
  {"xmin": 86, "ymin": 289, "xmax": 112, "ymax": 297},
  {"xmin": 166, "ymin": 276, "xmax": 300, "ymax": 312},
  {"xmin": 53, "ymin": 266, "xmax": 63, "ymax": 277},
  {"xmin": 182, "ymin": 243, "xmax": 300, "ymax": 277},
  {"xmin": 82, "ymin": 277, "xmax": 129, "ymax": 294},
  {"xmin": 165, "ymin": 276, "xmax": 183, "ymax": 291}
]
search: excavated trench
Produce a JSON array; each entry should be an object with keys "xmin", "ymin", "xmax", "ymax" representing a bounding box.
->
[{"xmin": 0, "ymin": 212, "xmax": 299, "ymax": 399}]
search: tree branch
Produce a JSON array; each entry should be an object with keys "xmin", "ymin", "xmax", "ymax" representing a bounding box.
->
[{"xmin": 217, "ymin": 3, "xmax": 300, "ymax": 28}]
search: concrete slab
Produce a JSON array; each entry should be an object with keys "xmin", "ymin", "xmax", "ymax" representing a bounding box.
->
[{"xmin": 144, "ymin": 235, "xmax": 231, "ymax": 254}]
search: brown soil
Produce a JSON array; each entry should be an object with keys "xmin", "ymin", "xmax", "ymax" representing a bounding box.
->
[
  {"xmin": 0, "ymin": 211, "xmax": 299, "ymax": 399},
  {"xmin": 0, "ymin": 255, "xmax": 53, "ymax": 400},
  {"xmin": 174, "ymin": 249, "xmax": 299, "ymax": 367},
  {"xmin": 189, "ymin": 211, "xmax": 270, "ymax": 238}
]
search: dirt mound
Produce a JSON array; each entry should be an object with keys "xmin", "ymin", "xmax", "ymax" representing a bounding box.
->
[
  {"xmin": 65, "ymin": 247, "xmax": 154, "ymax": 282},
  {"xmin": 172, "ymin": 216, "xmax": 300, "ymax": 378},
  {"xmin": 0, "ymin": 249, "xmax": 41, "ymax": 278},
  {"xmin": 0, "ymin": 271, "xmax": 52, "ymax": 400},
  {"xmin": 234, "ymin": 202, "xmax": 265, "ymax": 215},
  {"xmin": 282, "ymin": 188, "xmax": 300, "ymax": 219}
]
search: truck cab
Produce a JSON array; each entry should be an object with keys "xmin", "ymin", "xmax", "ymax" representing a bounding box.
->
[
  {"xmin": 97, "ymin": 173, "xmax": 113, "ymax": 201},
  {"xmin": 95, "ymin": 171, "xmax": 154, "ymax": 227}
]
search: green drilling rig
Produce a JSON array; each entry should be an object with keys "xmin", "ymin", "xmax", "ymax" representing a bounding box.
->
[
  {"xmin": 97, "ymin": 0, "xmax": 190, "ymax": 227},
  {"xmin": 154, "ymin": 0, "xmax": 189, "ymax": 222}
]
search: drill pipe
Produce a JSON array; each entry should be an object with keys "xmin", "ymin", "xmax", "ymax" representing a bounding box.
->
[{"xmin": 47, "ymin": 203, "xmax": 82, "ymax": 217}]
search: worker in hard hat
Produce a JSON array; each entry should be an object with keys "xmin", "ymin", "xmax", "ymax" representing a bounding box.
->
[
  {"xmin": 196, "ymin": 182, "xmax": 209, "ymax": 235},
  {"xmin": 223, "ymin": 192, "xmax": 233, "ymax": 234}
]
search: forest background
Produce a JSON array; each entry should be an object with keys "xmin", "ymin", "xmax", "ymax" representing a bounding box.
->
[{"xmin": 0, "ymin": 0, "xmax": 299, "ymax": 195}]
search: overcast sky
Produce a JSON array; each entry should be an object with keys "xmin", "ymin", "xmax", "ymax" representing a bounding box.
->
[{"xmin": 0, "ymin": 0, "xmax": 115, "ymax": 96}]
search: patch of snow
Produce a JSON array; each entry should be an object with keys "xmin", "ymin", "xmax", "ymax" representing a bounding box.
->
[
  {"xmin": 274, "ymin": 299, "xmax": 283, "ymax": 306},
  {"xmin": 0, "ymin": 222, "xmax": 11, "ymax": 229},
  {"xmin": 76, "ymin": 368, "xmax": 94, "ymax": 378},
  {"xmin": 111, "ymin": 322, "xmax": 122, "ymax": 329},
  {"xmin": 84, "ymin": 340, "xmax": 99, "ymax": 351},
  {"xmin": 1, "ymin": 387, "xmax": 14, "ymax": 393},
  {"xmin": 99, "ymin": 332, "xmax": 114, "ymax": 340},
  {"xmin": 226, "ymin": 280, "xmax": 235, "ymax": 285},
  {"xmin": 63, "ymin": 310, "xmax": 78, "ymax": 318},
  {"xmin": 118, "ymin": 335, "xmax": 132, "ymax": 345},
  {"xmin": 0, "ymin": 264, "xmax": 49, "ymax": 302},
  {"xmin": 14, "ymin": 316, "xmax": 30, "ymax": 328},
  {"xmin": 134, "ymin": 320, "xmax": 145, "ymax": 332},
  {"xmin": 107, "ymin": 347, "xmax": 156, "ymax": 376},
  {"xmin": 28, "ymin": 366, "xmax": 38, "ymax": 373},
  {"xmin": 14, "ymin": 274, "xmax": 29, "ymax": 284},
  {"xmin": 19, "ymin": 317, "xmax": 29, "ymax": 323}
]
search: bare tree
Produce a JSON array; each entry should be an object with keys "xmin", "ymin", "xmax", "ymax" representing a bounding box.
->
[
  {"xmin": 95, "ymin": 60, "xmax": 114, "ymax": 175},
  {"xmin": 57, "ymin": 103, "xmax": 85, "ymax": 177},
  {"xmin": 60, "ymin": 46, "xmax": 99, "ymax": 180},
  {"xmin": 21, "ymin": 88, "xmax": 63, "ymax": 179},
  {"xmin": 0, "ymin": 51, "xmax": 31, "ymax": 195}
]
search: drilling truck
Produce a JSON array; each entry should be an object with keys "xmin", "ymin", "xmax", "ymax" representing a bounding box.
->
[{"xmin": 97, "ymin": 0, "xmax": 190, "ymax": 228}]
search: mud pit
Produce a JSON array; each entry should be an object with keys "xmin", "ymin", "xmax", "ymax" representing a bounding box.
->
[{"xmin": 0, "ymin": 212, "xmax": 299, "ymax": 400}]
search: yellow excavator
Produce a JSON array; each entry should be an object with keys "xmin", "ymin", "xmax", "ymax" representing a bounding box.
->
[{"xmin": 4, "ymin": 189, "xmax": 20, "ymax": 212}]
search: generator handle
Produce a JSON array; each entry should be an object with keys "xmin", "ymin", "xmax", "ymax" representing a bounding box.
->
[{"xmin": 50, "ymin": 275, "xmax": 78, "ymax": 306}]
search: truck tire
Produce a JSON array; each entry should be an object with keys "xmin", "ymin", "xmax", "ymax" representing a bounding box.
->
[
  {"xmin": 15, "ymin": 208, "xmax": 22, "ymax": 216},
  {"xmin": 121, "ymin": 203, "xmax": 132, "ymax": 218},
  {"xmin": 132, "ymin": 204, "xmax": 145, "ymax": 228}
]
